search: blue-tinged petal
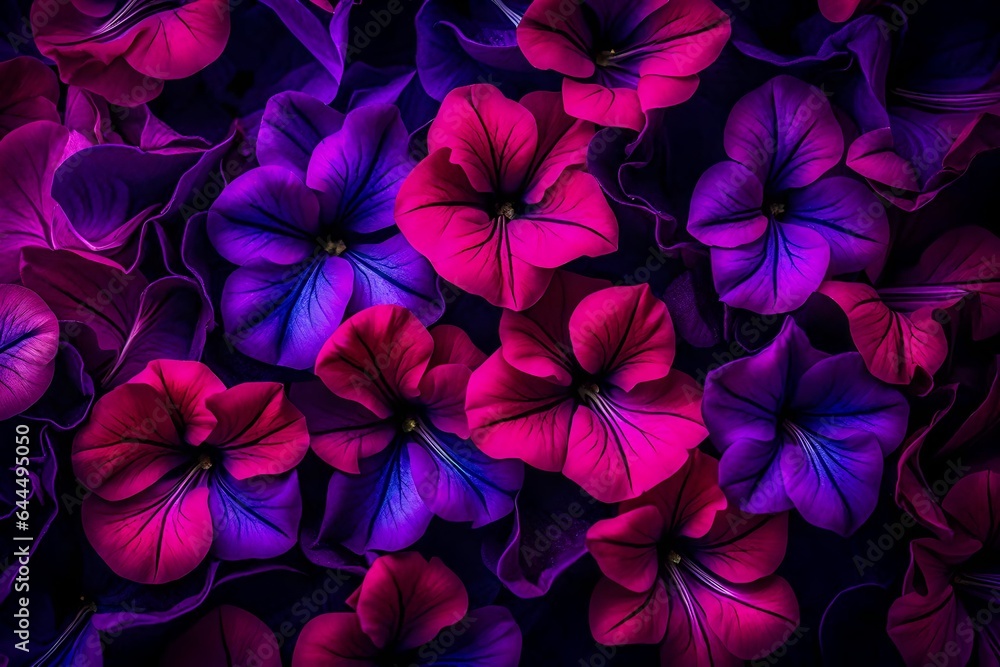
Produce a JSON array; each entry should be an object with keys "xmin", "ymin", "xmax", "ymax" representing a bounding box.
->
[
  {"xmin": 256, "ymin": 90, "xmax": 345, "ymax": 176},
  {"xmin": 712, "ymin": 221, "xmax": 830, "ymax": 315},
  {"xmin": 345, "ymin": 235, "xmax": 444, "ymax": 325},
  {"xmin": 318, "ymin": 442, "xmax": 433, "ymax": 555},
  {"xmin": 207, "ymin": 166, "xmax": 322, "ymax": 266},
  {"xmin": 306, "ymin": 104, "xmax": 411, "ymax": 234},
  {"xmin": 221, "ymin": 256, "xmax": 353, "ymax": 370},
  {"xmin": 407, "ymin": 421, "xmax": 522, "ymax": 528},
  {"xmin": 425, "ymin": 606, "xmax": 522, "ymax": 667},
  {"xmin": 0, "ymin": 285, "xmax": 59, "ymax": 421},
  {"xmin": 209, "ymin": 468, "xmax": 302, "ymax": 561}
]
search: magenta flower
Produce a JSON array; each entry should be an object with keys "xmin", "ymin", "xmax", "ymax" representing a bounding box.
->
[
  {"xmin": 820, "ymin": 226, "xmax": 1000, "ymax": 389},
  {"xmin": 587, "ymin": 450, "xmax": 799, "ymax": 665},
  {"xmin": 688, "ymin": 75, "xmax": 889, "ymax": 315},
  {"xmin": 395, "ymin": 84, "xmax": 618, "ymax": 311},
  {"xmin": 517, "ymin": 0, "xmax": 731, "ymax": 131},
  {"xmin": 293, "ymin": 552, "xmax": 522, "ymax": 667},
  {"xmin": 32, "ymin": 0, "xmax": 230, "ymax": 106},
  {"xmin": 162, "ymin": 606, "xmax": 280, "ymax": 667},
  {"xmin": 292, "ymin": 305, "xmax": 523, "ymax": 555},
  {"xmin": 889, "ymin": 471, "xmax": 1000, "ymax": 667},
  {"xmin": 466, "ymin": 271, "xmax": 707, "ymax": 503},
  {"xmin": 72, "ymin": 360, "xmax": 309, "ymax": 584}
]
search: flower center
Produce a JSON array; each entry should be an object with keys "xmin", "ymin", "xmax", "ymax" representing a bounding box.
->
[
  {"xmin": 322, "ymin": 237, "xmax": 347, "ymax": 256},
  {"xmin": 197, "ymin": 454, "xmax": 213, "ymax": 470},
  {"xmin": 666, "ymin": 550, "xmax": 682, "ymax": 565},
  {"xmin": 768, "ymin": 202, "xmax": 786, "ymax": 217},
  {"xmin": 577, "ymin": 382, "xmax": 600, "ymax": 401},
  {"xmin": 496, "ymin": 202, "xmax": 517, "ymax": 221},
  {"xmin": 401, "ymin": 417, "xmax": 419, "ymax": 433},
  {"xmin": 596, "ymin": 49, "xmax": 616, "ymax": 67}
]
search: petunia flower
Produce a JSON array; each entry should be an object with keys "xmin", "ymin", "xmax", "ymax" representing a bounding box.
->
[
  {"xmin": 21, "ymin": 248, "xmax": 212, "ymax": 390},
  {"xmin": 394, "ymin": 84, "xmax": 618, "ymax": 311},
  {"xmin": 291, "ymin": 304, "xmax": 523, "ymax": 556},
  {"xmin": 587, "ymin": 450, "xmax": 800, "ymax": 666},
  {"xmin": 517, "ymin": 0, "xmax": 731, "ymax": 131},
  {"xmin": 702, "ymin": 318, "xmax": 909, "ymax": 536},
  {"xmin": 31, "ymin": 0, "xmax": 230, "ymax": 106},
  {"xmin": 208, "ymin": 97, "xmax": 442, "ymax": 369},
  {"xmin": 687, "ymin": 75, "xmax": 889, "ymax": 315},
  {"xmin": 0, "ymin": 57, "xmax": 60, "ymax": 139},
  {"xmin": 820, "ymin": 226, "xmax": 1000, "ymax": 389},
  {"xmin": 0, "ymin": 284, "xmax": 59, "ymax": 421},
  {"xmin": 466, "ymin": 271, "xmax": 707, "ymax": 503},
  {"xmin": 293, "ymin": 552, "xmax": 522, "ymax": 667},
  {"xmin": 71, "ymin": 359, "xmax": 309, "ymax": 584},
  {"xmin": 888, "ymin": 471, "xmax": 1000, "ymax": 667}
]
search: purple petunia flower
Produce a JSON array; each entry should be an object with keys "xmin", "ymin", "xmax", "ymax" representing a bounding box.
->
[
  {"xmin": 702, "ymin": 318, "xmax": 909, "ymax": 535},
  {"xmin": 0, "ymin": 284, "xmax": 59, "ymax": 421},
  {"xmin": 208, "ymin": 95, "xmax": 442, "ymax": 369},
  {"xmin": 292, "ymin": 304, "xmax": 523, "ymax": 556},
  {"xmin": 688, "ymin": 75, "xmax": 888, "ymax": 315}
]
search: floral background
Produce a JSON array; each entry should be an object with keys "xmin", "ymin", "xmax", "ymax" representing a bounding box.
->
[{"xmin": 0, "ymin": 0, "xmax": 999, "ymax": 664}]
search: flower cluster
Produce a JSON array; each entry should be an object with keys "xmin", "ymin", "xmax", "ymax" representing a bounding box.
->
[{"xmin": 1, "ymin": 0, "xmax": 999, "ymax": 665}]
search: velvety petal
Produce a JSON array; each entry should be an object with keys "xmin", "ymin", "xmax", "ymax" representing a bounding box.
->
[
  {"xmin": 561, "ymin": 79, "xmax": 646, "ymax": 133},
  {"xmin": 564, "ymin": 371, "xmax": 706, "ymax": 503},
  {"xmin": 780, "ymin": 430, "xmax": 884, "ymax": 535},
  {"xmin": 466, "ymin": 352, "xmax": 576, "ymax": 473},
  {"xmin": 568, "ymin": 284, "xmax": 675, "ymax": 391},
  {"xmin": 71, "ymin": 381, "xmax": 192, "ymax": 502},
  {"xmin": 290, "ymin": 380, "xmax": 395, "ymax": 474},
  {"xmin": 354, "ymin": 552, "xmax": 468, "ymax": 651},
  {"xmin": 162, "ymin": 606, "xmax": 280, "ymax": 667},
  {"xmin": 724, "ymin": 75, "xmax": 843, "ymax": 190},
  {"xmin": 429, "ymin": 324, "xmax": 487, "ymax": 370},
  {"xmin": 293, "ymin": 613, "xmax": 379, "ymax": 667},
  {"xmin": 791, "ymin": 353, "xmax": 909, "ymax": 457},
  {"xmin": 0, "ymin": 285, "xmax": 59, "ymax": 421},
  {"xmin": 630, "ymin": 0, "xmax": 730, "ymax": 78},
  {"xmin": 819, "ymin": 281, "xmax": 948, "ymax": 387},
  {"xmin": 589, "ymin": 577, "xmax": 668, "ymax": 645},
  {"xmin": 207, "ymin": 166, "xmax": 322, "ymax": 266},
  {"xmin": 122, "ymin": 0, "xmax": 230, "ymax": 80},
  {"xmin": 257, "ymin": 91, "xmax": 346, "ymax": 176},
  {"xmin": 221, "ymin": 256, "xmax": 354, "ymax": 369},
  {"xmin": 508, "ymin": 170, "xmax": 619, "ymax": 269},
  {"xmin": 687, "ymin": 161, "xmax": 768, "ymax": 248},
  {"xmin": 886, "ymin": 226, "xmax": 1000, "ymax": 340},
  {"xmin": 517, "ymin": 0, "xmax": 596, "ymax": 80},
  {"xmin": 889, "ymin": 557, "xmax": 970, "ymax": 667},
  {"xmin": 128, "ymin": 359, "xmax": 226, "ymax": 446},
  {"xmin": 436, "ymin": 605, "xmax": 522, "ymax": 667},
  {"xmin": 712, "ymin": 222, "xmax": 830, "ymax": 315},
  {"xmin": 427, "ymin": 84, "xmax": 537, "ymax": 195},
  {"xmin": 305, "ymin": 104, "xmax": 410, "ymax": 234},
  {"xmin": 203, "ymin": 382, "xmax": 308, "ymax": 479},
  {"xmin": 520, "ymin": 91, "xmax": 595, "ymax": 200},
  {"xmin": 691, "ymin": 572, "xmax": 800, "ymax": 660},
  {"xmin": 417, "ymin": 364, "xmax": 473, "ymax": 437},
  {"xmin": 783, "ymin": 176, "xmax": 889, "ymax": 274},
  {"xmin": 942, "ymin": 470, "xmax": 1000, "ymax": 549},
  {"xmin": 319, "ymin": 444, "xmax": 433, "ymax": 554},
  {"xmin": 695, "ymin": 511, "xmax": 790, "ymax": 583},
  {"xmin": 81, "ymin": 471, "xmax": 212, "ymax": 584},
  {"xmin": 716, "ymin": 437, "xmax": 793, "ymax": 515},
  {"xmin": 315, "ymin": 304, "xmax": 434, "ymax": 418},
  {"xmin": 0, "ymin": 57, "xmax": 60, "ymax": 138},
  {"xmin": 343, "ymin": 235, "xmax": 444, "ymax": 326},
  {"xmin": 587, "ymin": 505, "xmax": 663, "ymax": 593},
  {"xmin": 658, "ymin": 584, "xmax": 741, "ymax": 667},
  {"xmin": 209, "ymin": 468, "xmax": 302, "ymax": 560},
  {"xmin": 407, "ymin": 428, "xmax": 522, "ymax": 527},
  {"xmin": 499, "ymin": 271, "xmax": 609, "ymax": 384}
]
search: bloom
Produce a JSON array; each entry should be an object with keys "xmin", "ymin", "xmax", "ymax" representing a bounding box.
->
[
  {"xmin": 293, "ymin": 552, "xmax": 522, "ymax": 666},
  {"xmin": 32, "ymin": 0, "xmax": 230, "ymax": 105},
  {"xmin": 292, "ymin": 304, "xmax": 523, "ymax": 556},
  {"xmin": 72, "ymin": 360, "xmax": 309, "ymax": 584},
  {"xmin": 517, "ymin": 0, "xmax": 731, "ymax": 131},
  {"xmin": 687, "ymin": 75, "xmax": 888, "ymax": 314},
  {"xmin": 466, "ymin": 271, "xmax": 707, "ymax": 503},
  {"xmin": 208, "ymin": 97, "xmax": 441, "ymax": 369},
  {"xmin": 702, "ymin": 318, "xmax": 909, "ymax": 535},
  {"xmin": 889, "ymin": 471, "xmax": 1000, "ymax": 667},
  {"xmin": 587, "ymin": 450, "xmax": 799, "ymax": 665},
  {"xmin": 394, "ymin": 84, "xmax": 618, "ymax": 311}
]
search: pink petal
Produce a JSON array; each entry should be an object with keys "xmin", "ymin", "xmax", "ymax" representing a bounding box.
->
[
  {"xmin": 162, "ymin": 606, "xmax": 280, "ymax": 667},
  {"xmin": 562, "ymin": 79, "xmax": 645, "ymax": 132},
  {"xmin": 129, "ymin": 359, "xmax": 226, "ymax": 445},
  {"xmin": 123, "ymin": 0, "xmax": 230, "ymax": 80},
  {"xmin": 418, "ymin": 364, "xmax": 473, "ymax": 437},
  {"xmin": 586, "ymin": 505, "xmax": 664, "ymax": 593},
  {"xmin": 293, "ymin": 613, "xmax": 379, "ymax": 667},
  {"xmin": 519, "ymin": 91, "xmax": 595, "ymax": 202},
  {"xmin": 589, "ymin": 577, "xmax": 669, "ymax": 645},
  {"xmin": 429, "ymin": 325, "xmax": 487, "ymax": 370},
  {"xmin": 517, "ymin": 0, "xmax": 596, "ymax": 79}
]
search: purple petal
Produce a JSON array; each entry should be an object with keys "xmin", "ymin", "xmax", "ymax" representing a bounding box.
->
[
  {"xmin": 0, "ymin": 285, "xmax": 59, "ymax": 421},
  {"xmin": 209, "ymin": 469, "xmax": 302, "ymax": 561},
  {"xmin": 257, "ymin": 91, "xmax": 345, "ymax": 176}
]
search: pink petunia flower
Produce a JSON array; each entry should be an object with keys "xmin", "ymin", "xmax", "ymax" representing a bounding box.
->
[
  {"xmin": 587, "ymin": 450, "xmax": 800, "ymax": 666},
  {"xmin": 293, "ymin": 552, "xmax": 522, "ymax": 666},
  {"xmin": 466, "ymin": 271, "xmax": 707, "ymax": 503},
  {"xmin": 72, "ymin": 359, "xmax": 309, "ymax": 584},
  {"xmin": 517, "ymin": 0, "xmax": 731, "ymax": 131},
  {"xmin": 395, "ymin": 84, "xmax": 618, "ymax": 311}
]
